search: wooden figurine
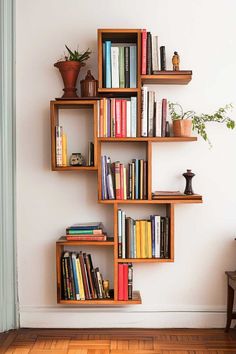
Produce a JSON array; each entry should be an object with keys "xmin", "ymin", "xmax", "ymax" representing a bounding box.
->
[{"xmin": 172, "ymin": 51, "xmax": 180, "ymax": 71}]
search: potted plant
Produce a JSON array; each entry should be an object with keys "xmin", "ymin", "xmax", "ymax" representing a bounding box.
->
[
  {"xmin": 54, "ymin": 45, "xmax": 91, "ymax": 98},
  {"xmin": 169, "ymin": 102, "xmax": 235, "ymax": 145}
]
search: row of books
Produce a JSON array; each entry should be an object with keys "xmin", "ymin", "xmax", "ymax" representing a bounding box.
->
[
  {"xmin": 97, "ymin": 97, "xmax": 137, "ymax": 138},
  {"xmin": 103, "ymin": 41, "xmax": 137, "ymax": 88},
  {"xmin": 101, "ymin": 156, "xmax": 148, "ymax": 200},
  {"xmin": 141, "ymin": 90, "xmax": 169, "ymax": 137},
  {"xmin": 55, "ymin": 126, "xmax": 94, "ymax": 167},
  {"xmin": 141, "ymin": 29, "xmax": 166, "ymax": 75},
  {"xmin": 118, "ymin": 210, "xmax": 170, "ymax": 259},
  {"xmin": 65, "ymin": 222, "xmax": 107, "ymax": 241},
  {"xmin": 118, "ymin": 263, "xmax": 133, "ymax": 301},
  {"xmin": 61, "ymin": 251, "xmax": 108, "ymax": 300}
]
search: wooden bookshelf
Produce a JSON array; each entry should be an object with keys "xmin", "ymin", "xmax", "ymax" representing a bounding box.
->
[{"xmin": 52, "ymin": 28, "xmax": 202, "ymax": 306}]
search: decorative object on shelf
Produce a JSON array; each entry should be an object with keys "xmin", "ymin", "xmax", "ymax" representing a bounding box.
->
[
  {"xmin": 69, "ymin": 153, "xmax": 85, "ymax": 166},
  {"xmin": 160, "ymin": 46, "xmax": 166, "ymax": 70},
  {"xmin": 172, "ymin": 51, "xmax": 180, "ymax": 71},
  {"xmin": 183, "ymin": 169, "xmax": 195, "ymax": 195},
  {"xmin": 80, "ymin": 70, "xmax": 98, "ymax": 97},
  {"xmin": 54, "ymin": 45, "xmax": 91, "ymax": 99},
  {"xmin": 165, "ymin": 121, "xmax": 170, "ymax": 137},
  {"xmin": 103, "ymin": 280, "xmax": 110, "ymax": 298},
  {"xmin": 169, "ymin": 102, "xmax": 235, "ymax": 145}
]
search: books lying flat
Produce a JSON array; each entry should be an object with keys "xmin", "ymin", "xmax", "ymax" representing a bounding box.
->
[
  {"xmin": 66, "ymin": 229, "xmax": 103, "ymax": 235},
  {"xmin": 67, "ymin": 222, "xmax": 103, "ymax": 230},
  {"xmin": 152, "ymin": 191, "xmax": 202, "ymax": 200},
  {"xmin": 66, "ymin": 235, "xmax": 107, "ymax": 241}
]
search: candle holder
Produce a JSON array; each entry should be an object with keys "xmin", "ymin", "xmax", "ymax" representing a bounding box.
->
[{"xmin": 183, "ymin": 169, "xmax": 195, "ymax": 195}]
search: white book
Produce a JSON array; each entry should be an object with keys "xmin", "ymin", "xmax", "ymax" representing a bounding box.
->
[
  {"xmin": 154, "ymin": 215, "xmax": 161, "ymax": 258},
  {"xmin": 131, "ymin": 97, "xmax": 137, "ymax": 137},
  {"xmin": 111, "ymin": 47, "xmax": 119, "ymax": 88},
  {"xmin": 148, "ymin": 91, "xmax": 155, "ymax": 137},
  {"xmin": 56, "ymin": 126, "xmax": 63, "ymax": 166},
  {"xmin": 126, "ymin": 100, "xmax": 131, "ymax": 137},
  {"xmin": 152, "ymin": 35, "xmax": 159, "ymax": 71},
  {"xmin": 141, "ymin": 86, "xmax": 148, "ymax": 137},
  {"xmin": 122, "ymin": 210, "xmax": 126, "ymax": 258},
  {"xmin": 155, "ymin": 100, "xmax": 162, "ymax": 137}
]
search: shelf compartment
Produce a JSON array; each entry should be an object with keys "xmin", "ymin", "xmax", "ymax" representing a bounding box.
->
[
  {"xmin": 141, "ymin": 71, "xmax": 192, "ymax": 85},
  {"xmin": 58, "ymin": 290, "xmax": 141, "ymax": 305},
  {"xmin": 117, "ymin": 258, "xmax": 174, "ymax": 263},
  {"xmin": 98, "ymin": 137, "xmax": 197, "ymax": 142}
]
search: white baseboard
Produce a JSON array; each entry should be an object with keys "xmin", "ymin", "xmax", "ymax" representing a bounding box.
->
[{"xmin": 20, "ymin": 305, "xmax": 229, "ymax": 328}]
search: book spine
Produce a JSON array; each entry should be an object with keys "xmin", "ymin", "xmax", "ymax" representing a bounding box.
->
[
  {"xmin": 97, "ymin": 101, "xmax": 100, "ymax": 137},
  {"xmin": 121, "ymin": 210, "xmax": 126, "ymax": 259},
  {"xmin": 134, "ymin": 159, "xmax": 139, "ymax": 200},
  {"xmin": 110, "ymin": 98, "xmax": 116, "ymax": 137},
  {"xmin": 164, "ymin": 216, "xmax": 169, "ymax": 258},
  {"xmin": 115, "ymin": 99, "xmax": 122, "ymax": 138},
  {"xmin": 56, "ymin": 126, "xmax": 63, "ymax": 166},
  {"xmin": 131, "ymin": 97, "xmax": 137, "ymax": 137},
  {"xmin": 62, "ymin": 133, "xmax": 67, "ymax": 166},
  {"xmin": 128, "ymin": 163, "xmax": 132, "ymax": 200},
  {"xmin": 119, "ymin": 47, "xmax": 125, "ymax": 88},
  {"xmin": 118, "ymin": 209, "xmax": 122, "ymax": 258},
  {"xmin": 101, "ymin": 156, "xmax": 107, "ymax": 200},
  {"xmin": 71, "ymin": 253, "xmax": 80, "ymax": 300},
  {"xmin": 143, "ymin": 161, "xmax": 147, "ymax": 200},
  {"xmin": 118, "ymin": 264, "xmax": 124, "ymax": 300},
  {"xmin": 121, "ymin": 99, "xmax": 127, "ymax": 137},
  {"xmin": 66, "ymin": 235, "xmax": 107, "ymax": 241},
  {"xmin": 139, "ymin": 159, "xmax": 144, "ymax": 200},
  {"xmin": 106, "ymin": 98, "xmax": 111, "ymax": 137},
  {"xmin": 146, "ymin": 32, "xmax": 152, "ymax": 75},
  {"xmin": 141, "ymin": 29, "xmax": 147, "ymax": 75},
  {"xmin": 64, "ymin": 256, "xmax": 72, "ymax": 299},
  {"xmin": 61, "ymin": 256, "xmax": 68, "ymax": 300},
  {"xmin": 160, "ymin": 217, "xmax": 165, "ymax": 258},
  {"xmin": 130, "ymin": 45, "xmax": 137, "ymax": 88},
  {"xmin": 84, "ymin": 254, "xmax": 96, "ymax": 299},
  {"xmin": 102, "ymin": 42, "xmax": 105, "ymax": 86},
  {"xmin": 111, "ymin": 46, "xmax": 119, "ymax": 88},
  {"xmin": 152, "ymin": 35, "xmax": 159, "ymax": 72},
  {"xmin": 123, "ymin": 166, "xmax": 127, "ymax": 200},
  {"xmin": 131, "ymin": 162, "xmax": 135, "ymax": 200},
  {"xmin": 91, "ymin": 268, "xmax": 99, "ymax": 298},
  {"xmin": 162, "ymin": 98, "xmax": 167, "ymax": 137},
  {"xmin": 124, "ymin": 47, "xmax": 130, "ymax": 88},
  {"xmin": 128, "ymin": 263, "xmax": 133, "ymax": 299},
  {"xmin": 140, "ymin": 220, "xmax": 146, "ymax": 258},
  {"xmin": 68, "ymin": 254, "xmax": 76, "ymax": 300},
  {"xmin": 126, "ymin": 100, "xmax": 131, "ymax": 137},
  {"xmin": 147, "ymin": 221, "xmax": 152, "ymax": 258},
  {"xmin": 115, "ymin": 161, "xmax": 121, "ymax": 199},
  {"xmin": 106, "ymin": 157, "xmax": 115, "ymax": 199},
  {"xmin": 123, "ymin": 263, "xmax": 128, "ymax": 301},
  {"xmin": 105, "ymin": 41, "xmax": 112, "ymax": 88},
  {"xmin": 76, "ymin": 258, "xmax": 85, "ymax": 300},
  {"xmin": 160, "ymin": 46, "xmax": 166, "ymax": 71},
  {"xmin": 99, "ymin": 99, "xmax": 104, "ymax": 137},
  {"xmin": 103, "ymin": 98, "xmax": 107, "ymax": 137},
  {"xmin": 148, "ymin": 91, "xmax": 155, "ymax": 137},
  {"xmin": 155, "ymin": 101, "xmax": 162, "ymax": 137},
  {"xmin": 136, "ymin": 220, "xmax": 141, "ymax": 258},
  {"xmin": 141, "ymin": 87, "xmax": 148, "ymax": 137},
  {"xmin": 120, "ymin": 163, "xmax": 124, "ymax": 200},
  {"xmin": 78, "ymin": 252, "xmax": 90, "ymax": 299},
  {"xmin": 67, "ymin": 229, "xmax": 102, "ymax": 235}
]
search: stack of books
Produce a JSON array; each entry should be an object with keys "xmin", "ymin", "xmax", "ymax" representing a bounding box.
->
[
  {"xmin": 97, "ymin": 97, "xmax": 137, "ymax": 138},
  {"xmin": 61, "ymin": 251, "xmax": 108, "ymax": 300},
  {"xmin": 66, "ymin": 222, "xmax": 107, "ymax": 241},
  {"xmin": 101, "ymin": 156, "xmax": 147, "ymax": 200},
  {"xmin": 118, "ymin": 210, "xmax": 170, "ymax": 259},
  {"xmin": 118, "ymin": 263, "xmax": 133, "ymax": 301},
  {"xmin": 141, "ymin": 29, "xmax": 166, "ymax": 74},
  {"xmin": 141, "ymin": 89, "xmax": 168, "ymax": 137},
  {"xmin": 103, "ymin": 41, "xmax": 137, "ymax": 88}
]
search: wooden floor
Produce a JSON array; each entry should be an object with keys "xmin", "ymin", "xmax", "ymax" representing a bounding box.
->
[{"xmin": 1, "ymin": 328, "xmax": 236, "ymax": 354}]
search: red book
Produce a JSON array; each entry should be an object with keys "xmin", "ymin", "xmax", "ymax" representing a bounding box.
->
[
  {"xmin": 118, "ymin": 264, "xmax": 124, "ymax": 300},
  {"xmin": 115, "ymin": 161, "xmax": 121, "ymax": 199},
  {"xmin": 123, "ymin": 263, "xmax": 128, "ymax": 301},
  {"xmin": 120, "ymin": 164, "xmax": 124, "ymax": 200},
  {"xmin": 121, "ymin": 99, "xmax": 127, "ymax": 137},
  {"xmin": 66, "ymin": 235, "xmax": 107, "ymax": 241},
  {"xmin": 161, "ymin": 98, "xmax": 167, "ymax": 137},
  {"xmin": 115, "ymin": 99, "xmax": 122, "ymax": 137},
  {"xmin": 141, "ymin": 29, "xmax": 147, "ymax": 75}
]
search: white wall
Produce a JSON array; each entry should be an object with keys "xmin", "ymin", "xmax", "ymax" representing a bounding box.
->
[{"xmin": 16, "ymin": 0, "xmax": 236, "ymax": 328}]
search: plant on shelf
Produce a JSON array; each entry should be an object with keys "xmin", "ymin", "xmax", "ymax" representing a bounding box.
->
[
  {"xmin": 169, "ymin": 102, "xmax": 235, "ymax": 146},
  {"xmin": 54, "ymin": 45, "xmax": 92, "ymax": 99}
]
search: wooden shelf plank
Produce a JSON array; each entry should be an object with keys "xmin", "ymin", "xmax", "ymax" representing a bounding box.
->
[
  {"xmin": 117, "ymin": 258, "xmax": 174, "ymax": 263},
  {"xmin": 98, "ymin": 137, "xmax": 197, "ymax": 142},
  {"xmin": 52, "ymin": 166, "xmax": 97, "ymax": 171},
  {"xmin": 58, "ymin": 291, "xmax": 141, "ymax": 305},
  {"xmin": 141, "ymin": 71, "xmax": 192, "ymax": 85},
  {"xmin": 98, "ymin": 196, "xmax": 203, "ymax": 204}
]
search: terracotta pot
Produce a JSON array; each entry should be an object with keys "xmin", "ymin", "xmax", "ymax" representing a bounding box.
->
[
  {"xmin": 172, "ymin": 119, "xmax": 192, "ymax": 137},
  {"xmin": 54, "ymin": 61, "xmax": 84, "ymax": 98}
]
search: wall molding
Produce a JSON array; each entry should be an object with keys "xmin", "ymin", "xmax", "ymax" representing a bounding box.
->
[
  {"xmin": 0, "ymin": 0, "xmax": 17, "ymax": 332},
  {"xmin": 20, "ymin": 305, "xmax": 228, "ymax": 329}
]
